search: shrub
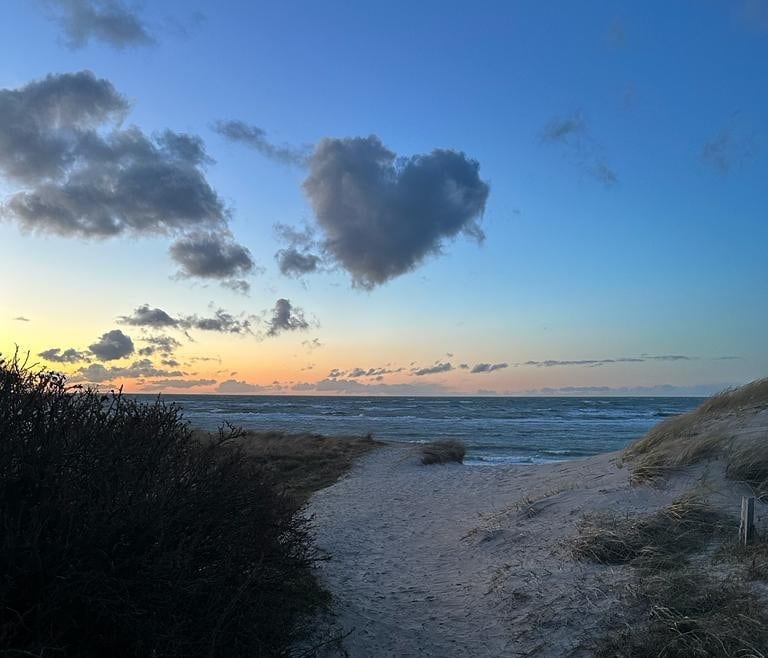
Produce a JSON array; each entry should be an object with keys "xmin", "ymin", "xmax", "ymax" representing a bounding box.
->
[
  {"xmin": 0, "ymin": 354, "xmax": 329, "ymax": 657},
  {"xmin": 420, "ymin": 440, "xmax": 466, "ymax": 465}
]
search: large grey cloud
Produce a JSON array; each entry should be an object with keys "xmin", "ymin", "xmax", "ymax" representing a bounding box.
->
[
  {"xmin": 302, "ymin": 136, "xmax": 489, "ymax": 288},
  {"xmin": 266, "ymin": 298, "xmax": 309, "ymax": 336},
  {"xmin": 213, "ymin": 120, "xmax": 310, "ymax": 167},
  {"xmin": 43, "ymin": 0, "xmax": 154, "ymax": 50},
  {"xmin": 38, "ymin": 347, "xmax": 89, "ymax": 363},
  {"xmin": 0, "ymin": 71, "xmax": 252, "ymax": 289},
  {"xmin": 88, "ymin": 329, "xmax": 134, "ymax": 361}
]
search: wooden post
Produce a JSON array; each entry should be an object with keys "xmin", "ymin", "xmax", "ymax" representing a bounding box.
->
[{"xmin": 739, "ymin": 496, "xmax": 755, "ymax": 545}]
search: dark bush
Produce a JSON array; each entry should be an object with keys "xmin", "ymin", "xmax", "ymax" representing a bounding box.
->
[{"xmin": 0, "ymin": 354, "xmax": 328, "ymax": 657}]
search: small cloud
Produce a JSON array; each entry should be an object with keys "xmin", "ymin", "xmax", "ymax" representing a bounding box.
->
[
  {"xmin": 76, "ymin": 358, "xmax": 184, "ymax": 383},
  {"xmin": 38, "ymin": 347, "xmax": 89, "ymax": 363},
  {"xmin": 13, "ymin": 316, "xmax": 30, "ymax": 322},
  {"xmin": 216, "ymin": 378, "xmax": 279, "ymax": 394},
  {"xmin": 700, "ymin": 127, "xmax": 757, "ymax": 176},
  {"xmin": 142, "ymin": 378, "xmax": 215, "ymax": 391},
  {"xmin": 470, "ymin": 362, "xmax": 508, "ymax": 374},
  {"xmin": 265, "ymin": 298, "xmax": 309, "ymax": 337},
  {"xmin": 180, "ymin": 309, "xmax": 254, "ymax": 335},
  {"xmin": 88, "ymin": 329, "xmax": 134, "ymax": 361},
  {"xmin": 540, "ymin": 111, "xmax": 617, "ymax": 188},
  {"xmin": 413, "ymin": 362, "xmax": 453, "ymax": 376},
  {"xmin": 213, "ymin": 120, "xmax": 310, "ymax": 167},
  {"xmin": 170, "ymin": 232, "xmax": 256, "ymax": 291},
  {"xmin": 43, "ymin": 0, "xmax": 155, "ymax": 50},
  {"xmin": 302, "ymin": 338, "xmax": 323, "ymax": 351},
  {"xmin": 119, "ymin": 304, "xmax": 178, "ymax": 328},
  {"xmin": 541, "ymin": 113, "xmax": 587, "ymax": 143}
]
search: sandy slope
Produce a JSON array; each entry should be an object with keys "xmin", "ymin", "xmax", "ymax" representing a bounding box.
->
[{"xmin": 307, "ymin": 443, "xmax": 744, "ymax": 657}]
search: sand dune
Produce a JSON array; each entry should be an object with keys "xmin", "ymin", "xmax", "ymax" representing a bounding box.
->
[{"xmin": 308, "ymin": 404, "xmax": 767, "ymax": 657}]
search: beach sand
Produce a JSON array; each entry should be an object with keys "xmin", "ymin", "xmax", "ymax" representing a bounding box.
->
[{"xmin": 307, "ymin": 417, "xmax": 765, "ymax": 657}]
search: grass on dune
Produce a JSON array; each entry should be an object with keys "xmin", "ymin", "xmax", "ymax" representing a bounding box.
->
[
  {"xmin": 622, "ymin": 378, "xmax": 768, "ymax": 493},
  {"xmin": 194, "ymin": 429, "xmax": 381, "ymax": 506},
  {"xmin": 420, "ymin": 439, "xmax": 466, "ymax": 465},
  {"xmin": 571, "ymin": 495, "xmax": 733, "ymax": 569},
  {"xmin": 592, "ymin": 568, "xmax": 768, "ymax": 658}
]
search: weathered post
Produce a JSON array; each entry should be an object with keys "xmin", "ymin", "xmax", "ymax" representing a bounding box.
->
[{"xmin": 739, "ymin": 496, "xmax": 755, "ymax": 545}]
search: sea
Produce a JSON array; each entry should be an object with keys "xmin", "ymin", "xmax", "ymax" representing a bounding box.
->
[{"xmin": 133, "ymin": 395, "xmax": 703, "ymax": 466}]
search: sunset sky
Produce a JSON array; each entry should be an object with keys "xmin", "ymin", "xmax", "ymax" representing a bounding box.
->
[{"xmin": 1, "ymin": 0, "xmax": 766, "ymax": 395}]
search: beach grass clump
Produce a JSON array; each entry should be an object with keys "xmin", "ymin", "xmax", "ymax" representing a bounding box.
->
[
  {"xmin": 421, "ymin": 439, "xmax": 466, "ymax": 465},
  {"xmin": 623, "ymin": 378, "xmax": 768, "ymax": 484},
  {"xmin": 592, "ymin": 569, "xmax": 768, "ymax": 657},
  {"xmin": 195, "ymin": 429, "xmax": 381, "ymax": 506},
  {"xmin": 0, "ymin": 354, "xmax": 330, "ymax": 657},
  {"xmin": 572, "ymin": 496, "xmax": 732, "ymax": 568}
]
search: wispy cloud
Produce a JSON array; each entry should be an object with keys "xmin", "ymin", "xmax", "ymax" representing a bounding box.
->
[
  {"xmin": 413, "ymin": 362, "xmax": 453, "ymax": 376},
  {"xmin": 470, "ymin": 362, "xmax": 508, "ymax": 374},
  {"xmin": 43, "ymin": 0, "xmax": 154, "ymax": 50},
  {"xmin": 213, "ymin": 120, "xmax": 310, "ymax": 167},
  {"xmin": 540, "ymin": 111, "xmax": 617, "ymax": 188}
]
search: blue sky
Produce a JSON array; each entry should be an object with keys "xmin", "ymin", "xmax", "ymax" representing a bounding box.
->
[{"xmin": 0, "ymin": 1, "xmax": 766, "ymax": 395}]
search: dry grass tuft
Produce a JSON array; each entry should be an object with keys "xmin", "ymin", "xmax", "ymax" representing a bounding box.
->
[
  {"xmin": 194, "ymin": 429, "xmax": 381, "ymax": 507},
  {"xmin": 716, "ymin": 533, "xmax": 768, "ymax": 582},
  {"xmin": 623, "ymin": 378, "xmax": 768, "ymax": 485},
  {"xmin": 593, "ymin": 569, "xmax": 768, "ymax": 657},
  {"xmin": 572, "ymin": 496, "xmax": 733, "ymax": 568},
  {"xmin": 420, "ymin": 439, "xmax": 466, "ymax": 465},
  {"xmin": 698, "ymin": 377, "xmax": 768, "ymax": 415}
]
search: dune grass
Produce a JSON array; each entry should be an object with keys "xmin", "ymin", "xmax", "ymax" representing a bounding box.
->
[
  {"xmin": 0, "ymin": 354, "xmax": 342, "ymax": 657},
  {"xmin": 194, "ymin": 429, "xmax": 381, "ymax": 506},
  {"xmin": 420, "ymin": 439, "xmax": 466, "ymax": 465},
  {"xmin": 622, "ymin": 378, "xmax": 768, "ymax": 492},
  {"xmin": 572, "ymin": 496, "xmax": 732, "ymax": 569},
  {"xmin": 592, "ymin": 569, "xmax": 768, "ymax": 658}
]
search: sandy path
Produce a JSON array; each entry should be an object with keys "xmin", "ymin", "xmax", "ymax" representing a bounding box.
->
[{"xmin": 307, "ymin": 445, "xmax": 703, "ymax": 657}]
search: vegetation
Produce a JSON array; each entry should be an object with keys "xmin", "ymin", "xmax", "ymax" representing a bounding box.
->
[
  {"xmin": 572, "ymin": 496, "xmax": 732, "ymax": 568},
  {"xmin": 622, "ymin": 377, "xmax": 768, "ymax": 495},
  {"xmin": 592, "ymin": 569, "xmax": 768, "ymax": 657},
  {"xmin": 420, "ymin": 439, "xmax": 466, "ymax": 465},
  {"xmin": 578, "ymin": 380, "xmax": 768, "ymax": 656},
  {"xmin": 194, "ymin": 429, "xmax": 380, "ymax": 507},
  {"xmin": 0, "ymin": 354, "xmax": 337, "ymax": 657}
]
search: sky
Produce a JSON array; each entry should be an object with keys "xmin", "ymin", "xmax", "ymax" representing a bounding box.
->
[{"xmin": 0, "ymin": 0, "xmax": 766, "ymax": 396}]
